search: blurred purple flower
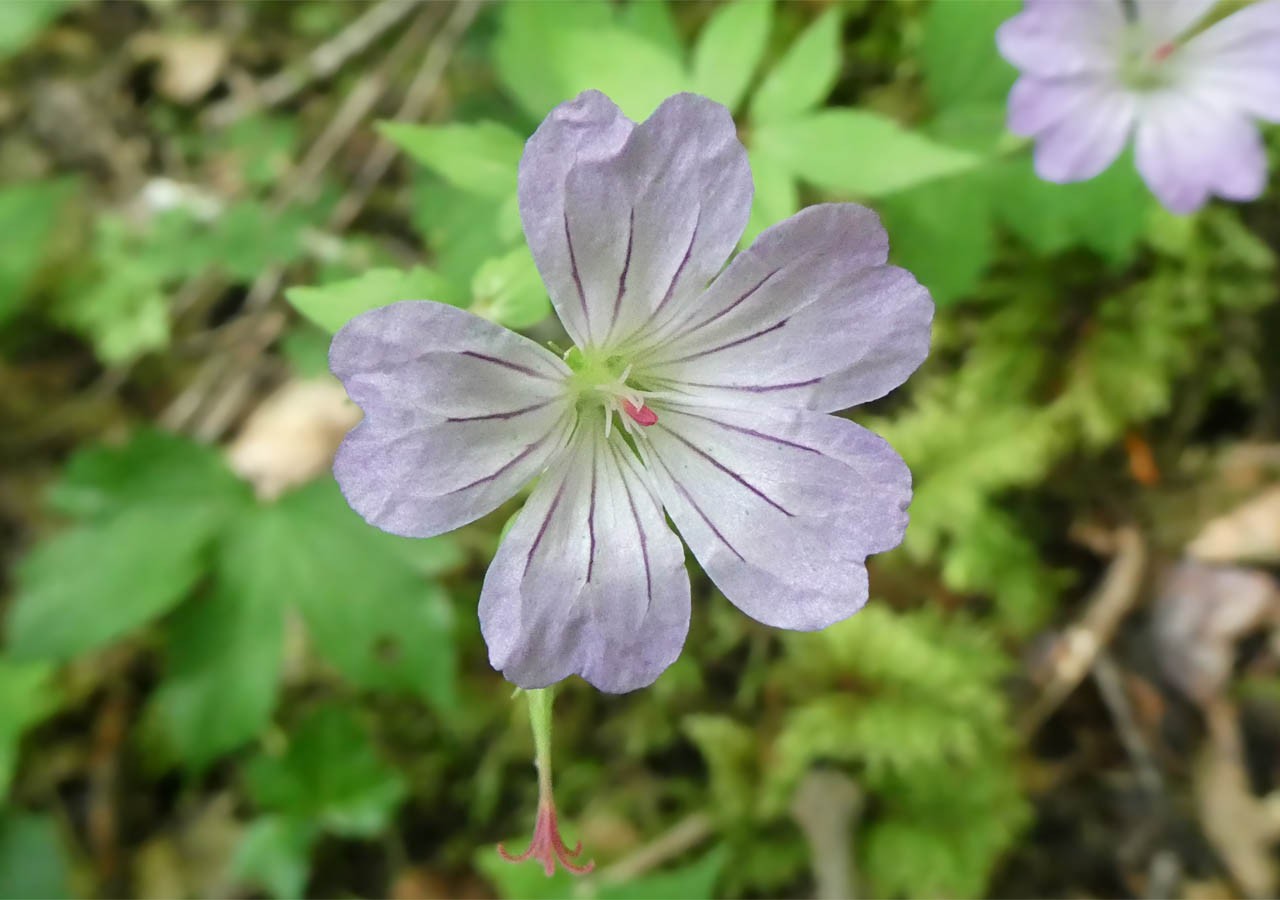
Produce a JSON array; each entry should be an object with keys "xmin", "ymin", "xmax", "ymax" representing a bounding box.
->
[
  {"xmin": 997, "ymin": 0, "xmax": 1280, "ymax": 212},
  {"xmin": 330, "ymin": 91, "xmax": 932, "ymax": 693}
]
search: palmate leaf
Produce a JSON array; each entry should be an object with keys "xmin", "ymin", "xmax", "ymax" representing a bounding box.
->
[
  {"xmin": 285, "ymin": 266, "xmax": 453, "ymax": 334},
  {"xmin": 7, "ymin": 506, "xmax": 223, "ymax": 662},
  {"xmin": 753, "ymin": 110, "xmax": 981, "ymax": 198},
  {"xmin": 379, "ymin": 120, "xmax": 524, "ymax": 198},
  {"xmin": 247, "ymin": 479, "xmax": 460, "ymax": 713},
  {"xmin": 749, "ymin": 7, "xmax": 843, "ymax": 123},
  {"xmin": 231, "ymin": 816, "xmax": 317, "ymax": 900},
  {"xmin": 246, "ymin": 705, "xmax": 407, "ymax": 837},
  {"xmin": 692, "ymin": 0, "xmax": 773, "ymax": 113}
]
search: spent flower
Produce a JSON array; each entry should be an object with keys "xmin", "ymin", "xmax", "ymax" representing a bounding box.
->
[
  {"xmin": 330, "ymin": 91, "xmax": 932, "ymax": 693},
  {"xmin": 997, "ymin": 0, "xmax": 1280, "ymax": 212}
]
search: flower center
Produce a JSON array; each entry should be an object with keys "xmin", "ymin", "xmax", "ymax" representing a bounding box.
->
[
  {"xmin": 563, "ymin": 346, "xmax": 658, "ymax": 437},
  {"xmin": 1120, "ymin": 27, "xmax": 1178, "ymax": 90}
]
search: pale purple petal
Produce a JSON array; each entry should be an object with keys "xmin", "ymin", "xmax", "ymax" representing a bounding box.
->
[
  {"xmin": 518, "ymin": 91, "xmax": 635, "ymax": 348},
  {"xmin": 479, "ymin": 428, "xmax": 690, "ymax": 693},
  {"xmin": 996, "ymin": 0, "xmax": 1125, "ymax": 78},
  {"xmin": 519, "ymin": 91, "xmax": 752, "ymax": 350},
  {"xmin": 1134, "ymin": 0, "xmax": 1217, "ymax": 44},
  {"xmin": 331, "ymin": 301, "xmax": 574, "ymax": 538},
  {"xmin": 636, "ymin": 204, "xmax": 931, "ymax": 414},
  {"xmin": 639, "ymin": 402, "xmax": 910, "ymax": 631},
  {"xmin": 1176, "ymin": 0, "xmax": 1280, "ymax": 121},
  {"xmin": 1008, "ymin": 74, "xmax": 1108, "ymax": 136},
  {"xmin": 1135, "ymin": 90, "xmax": 1268, "ymax": 213},
  {"xmin": 1031, "ymin": 82, "xmax": 1135, "ymax": 182}
]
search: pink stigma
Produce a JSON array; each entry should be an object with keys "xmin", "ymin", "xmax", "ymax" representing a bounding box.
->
[
  {"xmin": 497, "ymin": 800, "xmax": 595, "ymax": 877},
  {"xmin": 622, "ymin": 399, "xmax": 658, "ymax": 427},
  {"xmin": 1152, "ymin": 42, "xmax": 1175, "ymax": 62}
]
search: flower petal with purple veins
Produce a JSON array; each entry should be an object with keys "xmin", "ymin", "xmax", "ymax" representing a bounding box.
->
[
  {"xmin": 479, "ymin": 427, "xmax": 691, "ymax": 693},
  {"xmin": 331, "ymin": 301, "xmax": 575, "ymax": 538},
  {"xmin": 520, "ymin": 92, "xmax": 752, "ymax": 351},
  {"xmin": 639, "ymin": 403, "xmax": 911, "ymax": 632},
  {"xmin": 639, "ymin": 205, "xmax": 931, "ymax": 413}
]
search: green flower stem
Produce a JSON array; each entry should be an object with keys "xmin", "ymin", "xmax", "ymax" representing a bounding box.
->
[{"xmin": 526, "ymin": 686, "xmax": 556, "ymax": 800}]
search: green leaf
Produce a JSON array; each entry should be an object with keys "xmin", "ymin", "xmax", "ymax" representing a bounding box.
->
[
  {"xmin": 753, "ymin": 110, "xmax": 981, "ymax": 196},
  {"xmin": 412, "ymin": 177, "xmax": 511, "ymax": 300},
  {"xmin": 0, "ymin": 661, "xmax": 61, "ymax": 801},
  {"xmin": 493, "ymin": 0, "xmax": 616, "ymax": 121},
  {"xmin": 682, "ymin": 715, "xmax": 756, "ymax": 823},
  {"xmin": 379, "ymin": 120, "xmax": 525, "ymax": 198},
  {"xmin": 247, "ymin": 705, "xmax": 407, "ymax": 837},
  {"xmin": 750, "ymin": 8, "xmax": 843, "ymax": 122},
  {"xmin": 0, "ymin": 0, "xmax": 73, "ymax": 60},
  {"xmin": 551, "ymin": 26, "xmax": 692, "ymax": 120},
  {"xmin": 254, "ymin": 479, "xmax": 459, "ymax": 712},
  {"xmin": 0, "ymin": 178, "xmax": 76, "ymax": 325},
  {"xmin": 878, "ymin": 168, "xmax": 996, "ymax": 305},
  {"xmin": 48, "ymin": 429, "xmax": 250, "ymax": 521},
  {"xmin": 993, "ymin": 156, "xmax": 1151, "ymax": 264},
  {"xmin": 920, "ymin": 0, "xmax": 1019, "ymax": 111},
  {"xmin": 53, "ymin": 264, "xmax": 169, "ymax": 364},
  {"xmin": 618, "ymin": 0, "xmax": 685, "ymax": 60},
  {"xmin": 743, "ymin": 147, "xmax": 799, "ymax": 244},
  {"xmin": 603, "ymin": 848, "xmax": 727, "ymax": 900},
  {"xmin": 8, "ymin": 506, "xmax": 222, "ymax": 662},
  {"xmin": 231, "ymin": 816, "xmax": 317, "ymax": 900},
  {"xmin": 470, "ymin": 246, "xmax": 551, "ymax": 329},
  {"xmin": 145, "ymin": 546, "xmax": 286, "ymax": 769},
  {"xmin": 0, "ymin": 814, "xmax": 70, "ymax": 899},
  {"xmin": 285, "ymin": 266, "xmax": 452, "ymax": 334},
  {"xmin": 692, "ymin": 0, "xmax": 773, "ymax": 113}
]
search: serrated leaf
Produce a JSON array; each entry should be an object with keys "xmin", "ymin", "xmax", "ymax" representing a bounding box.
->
[
  {"xmin": 49, "ymin": 429, "xmax": 250, "ymax": 521},
  {"xmin": 878, "ymin": 168, "xmax": 996, "ymax": 305},
  {"xmin": 145, "ymin": 529, "xmax": 287, "ymax": 769},
  {"xmin": 0, "ymin": 178, "xmax": 77, "ymax": 325},
  {"xmin": 993, "ymin": 156, "xmax": 1151, "ymax": 264},
  {"xmin": 0, "ymin": 814, "xmax": 70, "ymax": 899},
  {"xmin": 753, "ymin": 110, "xmax": 981, "ymax": 196},
  {"xmin": 255, "ymin": 479, "xmax": 459, "ymax": 712},
  {"xmin": 743, "ymin": 147, "xmax": 799, "ymax": 244},
  {"xmin": 470, "ymin": 246, "xmax": 551, "ymax": 329},
  {"xmin": 231, "ymin": 816, "xmax": 317, "ymax": 900},
  {"xmin": 494, "ymin": 0, "xmax": 615, "ymax": 121},
  {"xmin": 8, "ymin": 506, "xmax": 222, "ymax": 662},
  {"xmin": 285, "ymin": 266, "xmax": 453, "ymax": 334},
  {"xmin": 692, "ymin": 0, "xmax": 773, "ymax": 113},
  {"xmin": 247, "ymin": 705, "xmax": 407, "ymax": 837},
  {"xmin": 551, "ymin": 27, "xmax": 693, "ymax": 120},
  {"xmin": 379, "ymin": 120, "xmax": 524, "ymax": 198},
  {"xmin": 0, "ymin": 661, "xmax": 60, "ymax": 801},
  {"xmin": 920, "ymin": 0, "xmax": 1019, "ymax": 112},
  {"xmin": 618, "ymin": 0, "xmax": 684, "ymax": 60},
  {"xmin": 412, "ymin": 176, "xmax": 511, "ymax": 299},
  {"xmin": 750, "ymin": 7, "xmax": 842, "ymax": 122}
]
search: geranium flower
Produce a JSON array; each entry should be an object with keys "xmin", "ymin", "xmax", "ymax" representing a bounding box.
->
[
  {"xmin": 330, "ymin": 91, "xmax": 932, "ymax": 693},
  {"xmin": 997, "ymin": 0, "xmax": 1280, "ymax": 212}
]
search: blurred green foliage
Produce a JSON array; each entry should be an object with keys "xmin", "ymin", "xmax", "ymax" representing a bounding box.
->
[{"xmin": 0, "ymin": 1, "xmax": 1277, "ymax": 898}]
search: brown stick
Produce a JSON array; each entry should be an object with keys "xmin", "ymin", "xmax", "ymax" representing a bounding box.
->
[{"xmin": 1020, "ymin": 525, "xmax": 1147, "ymax": 737}]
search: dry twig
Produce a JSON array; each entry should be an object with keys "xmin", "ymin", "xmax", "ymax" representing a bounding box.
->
[{"xmin": 1021, "ymin": 525, "xmax": 1147, "ymax": 737}]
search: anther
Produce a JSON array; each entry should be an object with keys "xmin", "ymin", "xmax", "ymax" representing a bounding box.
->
[{"xmin": 621, "ymin": 399, "xmax": 658, "ymax": 427}]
